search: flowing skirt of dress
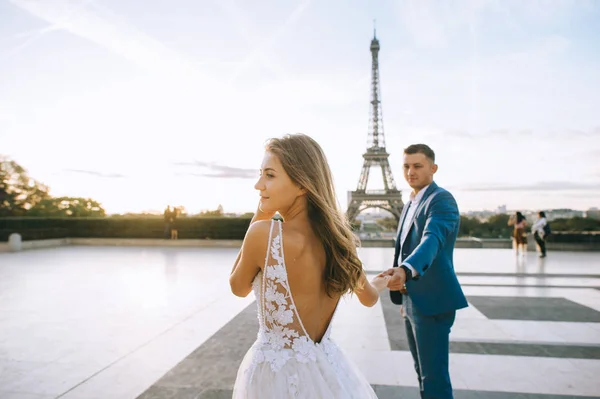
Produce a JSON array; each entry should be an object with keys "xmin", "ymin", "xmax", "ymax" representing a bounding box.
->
[{"xmin": 232, "ymin": 340, "xmax": 378, "ymax": 399}]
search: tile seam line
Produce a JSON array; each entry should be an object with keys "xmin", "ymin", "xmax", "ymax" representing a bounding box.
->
[{"xmin": 54, "ymin": 295, "xmax": 236, "ymax": 398}]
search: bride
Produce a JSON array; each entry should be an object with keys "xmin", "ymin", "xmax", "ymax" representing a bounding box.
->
[{"xmin": 229, "ymin": 133, "xmax": 390, "ymax": 398}]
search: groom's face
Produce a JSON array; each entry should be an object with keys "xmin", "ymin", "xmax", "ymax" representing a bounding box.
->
[{"xmin": 403, "ymin": 153, "xmax": 437, "ymax": 191}]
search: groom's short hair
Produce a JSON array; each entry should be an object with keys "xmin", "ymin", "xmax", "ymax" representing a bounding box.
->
[{"xmin": 404, "ymin": 144, "xmax": 435, "ymax": 163}]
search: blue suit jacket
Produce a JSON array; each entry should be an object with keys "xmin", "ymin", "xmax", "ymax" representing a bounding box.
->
[{"xmin": 390, "ymin": 182, "xmax": 468, "ymax": 316}]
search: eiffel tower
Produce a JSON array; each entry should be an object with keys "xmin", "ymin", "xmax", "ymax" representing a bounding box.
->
[{"xmin": 346, "ymin": 32, "xmax": 404, "ymax": 222}]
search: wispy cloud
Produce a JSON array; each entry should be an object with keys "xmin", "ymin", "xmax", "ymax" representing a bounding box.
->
[
  {"xmin": 217, "ymin": 0, "xmax": 287, "ymax": 79},
  {"xmin": 460, "ymin": 181, "xmax": 600, "ymax": 192},
  {"xmin": 64, "ymin": 169, "xmax": 126, "ymax": 178},
  {"xmin": 228, "ymin": 0, "xmax": 311, "ymax": 83},
  {"xmin": 396, "ymin": 0, "xmax": 595, "ymax": 47},
  {"xmin": 0, "ymin": 108, "xmax": 13, "ymax": 123},
  {"xmin": 443, "ymin": 128, "xmax": 595, "ymax": 140},
  {"xmin": 396, "ymin": 0, "xmax": 466, "ymax": 47},
  {"xmin": 2, "ymin": 0, "xmax": 90, "ymax": 63},
  {"xmin": 558, "ymin": 191, "xmax": 600, "ymax": 199},
  {"xmin": 445, "ymin": 130, "xmax": 475, "ymax": 139},
  {"xmin": 9, "ymin": 0, "xmax": 203, "ymax": 78},
  {"xmin": 173, "ymin": 161, "xmax": 255, "ymax": 179},
  {"xmin": 586, "ymin": 149, "xmax": 600, "ymax": 158}
]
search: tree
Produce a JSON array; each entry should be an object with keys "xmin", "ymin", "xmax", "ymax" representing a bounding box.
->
[
  {"xmin": 0, "ymin": 156, "xmax": 49, "ymax": 217},
  {"xmin": 198, "ymin": 205, "xmax": 225, "ymax": 217},
  {"xmin": 457, "ymin": 214, "xmax": 512, "ymax": 238},
  {"xmin": 485, "ymin": 214, "xmax": 512, "ymax": 238},
  {"xmin": 550, "ymin": 217, "xmax": 600, "ymax": 232},
  {"xmin": 459, "ymin": 216, "xmax": 481, "ymax": 237},
  {"xmin": 27, "ymin": 197, "xmax": 106, "ymax": 217}
]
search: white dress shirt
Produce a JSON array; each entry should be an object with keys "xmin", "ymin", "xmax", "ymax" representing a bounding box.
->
[
  {"xmin": 399, "ymin": 184, "xmax": 431, "ymax": 277},
  {"xmin": 531, "ymin": 217, "xmax": 547, "ymax": 236}
]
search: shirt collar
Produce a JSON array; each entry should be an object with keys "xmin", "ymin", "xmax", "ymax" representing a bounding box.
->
[{"xmin": 410, "ymin": 184, "xmax": 431, "ymax": 204}]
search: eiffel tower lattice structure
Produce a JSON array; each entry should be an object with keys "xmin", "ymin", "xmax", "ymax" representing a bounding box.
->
[{"xmin": 346, "ymin": 32, "xmax": 404, "ymax": 223}]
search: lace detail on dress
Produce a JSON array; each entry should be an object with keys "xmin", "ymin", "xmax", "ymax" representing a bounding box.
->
[
  {"xmin": 252, "ymin": 220, "xmax": 324, "ymax": 372},
  {"xmin": 234, "ymin": 220, "xmax": 379, "ymax": 398}
]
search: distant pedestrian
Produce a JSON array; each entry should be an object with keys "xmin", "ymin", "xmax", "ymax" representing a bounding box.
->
[
  {"xmin": 531, "ymin": 211, "xmax": 549, "ymax": 258},
  {"xmin": 170, "ymin": 207, "xmax": 179, "ymax": 240},
  {"xmin": 163, "ymin": 205, "xmax": 173, "ymax": 239},
  {"xmin": 508, "ymin": 211, "xmax": 528, "ymax": 256}
]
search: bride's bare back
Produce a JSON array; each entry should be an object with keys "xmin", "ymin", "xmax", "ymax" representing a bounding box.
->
[
  {"xmin": 281, "ymin": 224, "xmax": 340, "ymax": 343},
  {"xmin": 230, "ymin": 134, "xmax": 384, "ymax": 398},
  {"xmin": 231, "ymin": 219, "xmax": 380, "ymax": 399}
]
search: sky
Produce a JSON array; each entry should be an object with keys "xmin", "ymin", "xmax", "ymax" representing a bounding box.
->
[{"xmin": 1, "ymin": 0, "xmax": 599, "ymax": 215}]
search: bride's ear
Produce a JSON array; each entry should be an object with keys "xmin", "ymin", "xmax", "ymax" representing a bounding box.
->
[{"xmin": 297, "ymin": 185, "xmax": 307, "ymax": 196}]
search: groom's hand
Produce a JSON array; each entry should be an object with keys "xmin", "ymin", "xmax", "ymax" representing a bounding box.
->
[{"xmin": 381, "ymin": 267, "xmax": 406, "ymax": 291}]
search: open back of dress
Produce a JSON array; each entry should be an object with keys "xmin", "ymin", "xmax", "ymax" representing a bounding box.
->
[{"xmin": 232, "ymin": 220, "xmax": 379, "ymax": 399}]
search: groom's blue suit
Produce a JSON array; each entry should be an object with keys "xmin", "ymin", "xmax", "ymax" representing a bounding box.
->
[{"xmin": 391, "ymin": 182, "xmax": 468, "ymax": 399}]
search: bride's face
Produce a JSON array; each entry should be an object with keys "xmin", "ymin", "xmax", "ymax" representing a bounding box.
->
[{"xmin": 254, "ymin": 151, "xmax": 303, "ymax": 214}]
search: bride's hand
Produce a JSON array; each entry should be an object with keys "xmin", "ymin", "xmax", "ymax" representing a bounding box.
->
[{"xmin": 370, "ymin": 274, "xmax": 391, "ymax": 292}]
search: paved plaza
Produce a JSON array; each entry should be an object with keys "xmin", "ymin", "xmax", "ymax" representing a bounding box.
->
[{"xmin": 0, "ymin": 246, "xmax": 599, "ymax": 398}]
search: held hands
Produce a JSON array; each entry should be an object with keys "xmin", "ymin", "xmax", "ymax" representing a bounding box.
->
[
  {"xmin": 370, "ymin": 274, "xmax": 391, "ymax": 292},
  {"xmin": 380, "ymin": 267, "xmax": 407, "ymax": 294}
]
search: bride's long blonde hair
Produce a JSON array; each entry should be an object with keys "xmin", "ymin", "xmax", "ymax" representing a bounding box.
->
[{"xmin": 266, "ymin": 134, "xmax": 363, "ymax": 296}]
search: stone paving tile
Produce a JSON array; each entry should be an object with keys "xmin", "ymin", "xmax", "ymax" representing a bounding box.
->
[
  {"xmin": 3, "ymin": 247, "xmax": 600, "ymax": 398},
  {"xmin": 137, "ymin": 292, "xmax": 600, "ymax": 398},
  {"xmin": 380, "ymin": 293, "xmax": 600, "ymax": 359},
  {"xmin": 137, "ymin": 304, "xmax": 257, "ymax": 397},
  {"xmin": 467, "ymin": 296, "xmax": 600, "ymax": 322},
  {"xmin": 139, "ymin": 384, "xmax": 600, "ymax": 398},
  {"xmin": 372, "ymin": 385, "xmax": 600, "ymax": 399},
  {"xmin": 137, "ymin": 386, "xmax": 232, "ymax": 399}
]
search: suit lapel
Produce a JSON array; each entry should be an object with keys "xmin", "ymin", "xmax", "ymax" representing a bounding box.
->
[
  {"xmin": 400, "ymin": 182, "xmax": 438, "ymax": 249},
  {"xmin": 393, "ymin": 202, "xmax": 411, "ymax": 267},
  {"xmin": 419, "ymin": 181, "xmax": 438, "ymax": 204},
  {"xmin": 396, "ymin": 203, "xmax": 410, "ymax": 238}
]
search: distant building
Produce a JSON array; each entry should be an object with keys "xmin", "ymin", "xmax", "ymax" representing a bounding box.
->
[
  {"xmin": 546, "ymin": 209, "xmax": 585, "ymax": 220},
  {"xmin": 462, "ymin": 210, "xmax": 496, "ymax": 221},
  {"xmin": 461, "ymin": 207, "xmax": 591, "ymax": 223},
  {"xmin": 586, "ymin": 207, "xmax": 600, "ymax": 220}
]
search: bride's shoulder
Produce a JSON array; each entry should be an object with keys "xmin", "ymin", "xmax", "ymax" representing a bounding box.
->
[
  {"xmin": 245, "ymin": 219, "xmax": 273, "ymax": 240},
  {"xmin": 249, "ymin": 219, "xmax": 273, "ymax": 233},
  {"xmin": 241, "ymin": 220, "xmax": 273, "ymax": 259}
]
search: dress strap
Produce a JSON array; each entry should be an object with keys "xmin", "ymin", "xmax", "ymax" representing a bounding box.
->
[{"xmin": 260, "ymin": 219, "xmax": 276, "ymax": 327}]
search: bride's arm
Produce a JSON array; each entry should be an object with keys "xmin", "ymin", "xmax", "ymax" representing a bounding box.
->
[
  {"xmin": 354, "ymin": 271, "xmax": 390, "ymax": 307},
  {"xmin": 230, "ymin": 204, "xmax": 274, "ymax": 274},
  {"xmin": 229, "ymin": 203, "xmax": 276, "ymax": 297},
  {"xmin": 229, "ymin": 220, "xmax": 270, "ymax": 297}
]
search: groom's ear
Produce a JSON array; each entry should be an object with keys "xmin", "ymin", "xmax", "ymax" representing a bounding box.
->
[{"xmin": 432, "ymin": 163, "xmax": 438, "ymax": 174}]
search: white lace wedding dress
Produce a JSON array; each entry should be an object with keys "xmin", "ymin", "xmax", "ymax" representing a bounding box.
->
[{"xmin": 232, "ymin": 220, "xmax": 378, "ymax": 399}]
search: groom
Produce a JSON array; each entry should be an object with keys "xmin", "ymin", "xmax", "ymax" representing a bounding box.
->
[{"xmin": 382, "ymin": 144, "xmax": 468, "ymax": 399}]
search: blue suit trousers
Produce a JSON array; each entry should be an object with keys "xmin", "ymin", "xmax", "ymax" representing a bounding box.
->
[{"xmin": 403, "ymin": 293, "xmax": 456, "ymax": 399}]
